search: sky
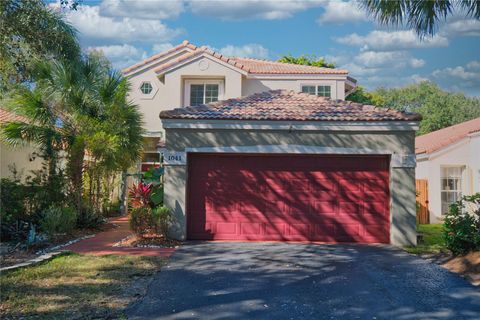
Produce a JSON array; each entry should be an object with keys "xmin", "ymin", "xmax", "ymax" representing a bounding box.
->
[{"xmin": 51, "ymin": 0, "xmax": 480, "ymax": 96}]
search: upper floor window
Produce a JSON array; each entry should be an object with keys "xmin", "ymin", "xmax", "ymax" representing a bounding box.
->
[
  {"xmin": 140, "ymin": 82, "xmax": 153, "ymax": 94},
  {"xmin": 301, "ymin": 85, "xmax": 331, "ymax": 97},
  {"xmin": 185, "ymin": 80, "xmax": 224, "ymax": 106},
  {"xmin": 441, "ymin": 166, "xmax": 463, "ymax": 214}
]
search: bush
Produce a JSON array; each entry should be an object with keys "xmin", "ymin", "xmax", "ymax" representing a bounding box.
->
[
  {"xmin": 77, "ymin": 205, "xmax": 105, "ymax": 229},
  {"xmin": 444, "ymin": 193, "xmax": 480, "ymax": 255},
  {"xmin": 40, "ymin": 206, "xmax": 77, "ymax": 237},
  {"xmin": 130, "ymin": 205, "xmax": 171, "ymax": 237}
]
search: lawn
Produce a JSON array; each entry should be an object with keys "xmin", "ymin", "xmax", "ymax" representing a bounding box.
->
[
  {"xmin": 405, "ymin": 224, "xmax": 447, "ymax": 254},
  {"xmin": 0, "ymin": 253, "xmax": 165, "ymax": 319}
]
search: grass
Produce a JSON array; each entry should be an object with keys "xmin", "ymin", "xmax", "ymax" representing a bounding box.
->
[
  {"xmin": 0, "ymin": 252, "xmax": 166, "ymax": 319},
  {"xmin": 405, "ymin": 224, "xmax": 447, "ymax": 254}
]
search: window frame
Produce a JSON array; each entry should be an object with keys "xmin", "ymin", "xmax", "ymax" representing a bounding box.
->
[
  {"xmin": 300, "ymin": 84, "xmax": 333, "ymax": 98},
  {"xmin": 184, "ymin": 79, "xmax": 224, "ymax": 106},
  {"xmin": 140, "ymin": 81, "xmax": 153, "ymax": 95},
  {"xmin": 440, "ymin": 166, "xmax": 464, "ymax": 215}
]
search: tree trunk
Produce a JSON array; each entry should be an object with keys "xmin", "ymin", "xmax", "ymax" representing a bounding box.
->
[{"xmin": 67, "ymin": 140, "xmax": 86, "ymax": 213}]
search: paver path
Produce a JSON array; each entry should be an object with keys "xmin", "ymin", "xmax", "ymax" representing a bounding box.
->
[
  {"xmin": 64, "ymin": 216, "xmax": 175, "ymax": 257},
  {"xmin": 127, "ymin": 242, "xmax": 480, "ymax": 320}
]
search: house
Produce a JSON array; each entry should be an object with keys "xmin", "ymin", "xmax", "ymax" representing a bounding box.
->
[
  {"xmin": 125, "ymin": 41, "xmax": 420, "ymax": 246},
  {"xmin": 416, "ymin": 118, "xmax": 480, "ymax": 223},
  {"xmin": 0, "ymin": 108, "xmax": 43, "ymax": 180},
  {"xmin": 122, "ymin": 40, "xmax": 357, "ymax": 171}
]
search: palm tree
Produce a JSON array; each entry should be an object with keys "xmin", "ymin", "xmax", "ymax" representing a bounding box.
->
[
  {"xmin": 2, "ymin": 53, "xmax": 144, "ymax": 216},
  {"xmin": 360, "ymin": 0, "xmax": 480, "ymax": 37}
]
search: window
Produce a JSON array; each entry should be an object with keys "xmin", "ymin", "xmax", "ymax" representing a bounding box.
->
[
  {"xmin": 301, "ymin": 85, "xmax": 331, "ymax": 97},
  {"xmin": 441, "ymin": 166, "xmax": 463, "ymax": 215},
  {"xmin": 141, "ymin": 137, "xmax": 160, "ymax": 172},
  {"xmin": 140, "ymin": 82, "xmax": 153, "ymax": 94},
  {"xmin": 189, "ymin": 83, "xmax": 219, "ymax": 106}
]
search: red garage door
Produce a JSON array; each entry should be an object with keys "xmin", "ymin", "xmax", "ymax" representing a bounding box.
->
[{"xmin": 187, "ymin": 154, "xmax": 390, "ymax": 243}]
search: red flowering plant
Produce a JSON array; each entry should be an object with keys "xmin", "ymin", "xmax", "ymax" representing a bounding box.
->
[{"xmin": 128, "ymin": 182, "xmax": 153, "ymax": 209}]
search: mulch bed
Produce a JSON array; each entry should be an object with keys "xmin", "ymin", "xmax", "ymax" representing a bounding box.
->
[
  {"xmin": 0, "ymin": 222, "xmax": 117, "ymax": 268},
  {"xmin": 113, "ymin": 234, "xmax": 182, "ymax": 248}
]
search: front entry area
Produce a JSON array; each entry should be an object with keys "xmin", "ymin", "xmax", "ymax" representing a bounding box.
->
[{"xmin": 187, "ymin": 154, "xmax": 390, "ymax": 243}]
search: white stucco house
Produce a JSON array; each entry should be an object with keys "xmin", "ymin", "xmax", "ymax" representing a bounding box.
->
[
  {"xmin": 122, "ymin": 40, "xmax": 357, "ymax": 171},
  {"xmin": 416, "ymin": 117, "xmax": 480, "ymax": 223}
]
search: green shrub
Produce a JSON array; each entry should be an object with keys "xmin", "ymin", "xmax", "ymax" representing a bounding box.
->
[
  {"xmin": 152, "ymin": 205, "xmax": 171, "ymax": 236},
  {"xmin": 77, "ymin": 206, "xmax": 105, "ymax": 229},
  {"xmin": 444, "ymin": 193, "xmax": 480, "ymax": 255},
  {"xmin": 130, "ymin": 205, "xmax": 171, "ymax": 237},
  {"xmin": 40, "ymin": 206, "xmax": 77, "ymax": 237}
]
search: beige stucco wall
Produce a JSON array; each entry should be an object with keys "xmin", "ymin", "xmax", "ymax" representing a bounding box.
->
[
  {"xmin": 163, "ymin": 128, "xmax": 417, "ymax": 246},
  {"xmin": 0, "ymin": 143, "xmax": 43, "ymax": 180},
  {"xmin": 242, "ymin": 78, "xmax": 346, "ymax": 100},
  {"xmin": 416, "ymin": 133, "xmax": 480, "ymax": 223}
]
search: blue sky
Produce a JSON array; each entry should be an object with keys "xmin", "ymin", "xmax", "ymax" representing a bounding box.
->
[{"xmin": 53, "ymin": 0, "xmax": 480, "ymax": 95}]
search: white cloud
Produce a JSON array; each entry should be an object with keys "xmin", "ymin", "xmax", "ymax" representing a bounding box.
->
[
  {"xmin": 61, "ymin": 5, "xmax": 182, "ymax": 45},
  {"xmin": 99, "ymin": 0, "xmax": 185, "ymax": 20},
  {"xmin": 88, "ymin": 44, "xmax": 148, "ymax": 69},
  {"xmin": 354, "ymin": 51, "xmax": 425, "ymax": 69},
  {"xmin": 188, "ymin": 0, "xmax": 325, "ymax": 20},
  {"xmin": 336, "ymin": 30, "xmax": 449, "ymax": 51},
  {"xmin": 317, "ymin": 1, "xmax": 367, "ymax": 25},
  {"xmin": 432, "ymin": 62, "xmax": 480, "ymax": 81},
  {"xmin": 440, "ymin": 18, "xmax": 480, "ymax": 37},
  {"xmin": 214, "ymin": 44, "xmax": 270, "ymax": 59}
]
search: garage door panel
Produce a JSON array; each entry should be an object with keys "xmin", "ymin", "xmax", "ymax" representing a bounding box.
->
[{"xmin": 188, "ymin": 154, "xmax": 390, "ymax": 243}]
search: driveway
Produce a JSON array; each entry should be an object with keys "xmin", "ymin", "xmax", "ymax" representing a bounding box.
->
[{"xmin": 127, "ymin": 242, "xmax": 480, "ymax": 320}]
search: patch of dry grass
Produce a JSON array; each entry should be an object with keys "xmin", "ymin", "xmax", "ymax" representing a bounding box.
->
[{"xmin": 0, "ymin": 252, "xmax": 165, "ymax": 319}]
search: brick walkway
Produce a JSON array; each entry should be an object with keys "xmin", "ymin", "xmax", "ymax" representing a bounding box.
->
[{"xmin": 64, "ymin": 216, "xmax": 176, "ymax": 257}]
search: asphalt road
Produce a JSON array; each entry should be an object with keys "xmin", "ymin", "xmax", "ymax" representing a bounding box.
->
[{"xmin": 127, "ymin": 242, "xmax": 480, "ymax": 320}]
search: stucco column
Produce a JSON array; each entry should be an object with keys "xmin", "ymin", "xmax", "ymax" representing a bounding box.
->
[
  {"xmin": 164, "ymin": 165, "xmax": 187, "ymax": 240},
  {"xmin": 390, "ymin": 167, "xmax": 417, "ymax": 246}
]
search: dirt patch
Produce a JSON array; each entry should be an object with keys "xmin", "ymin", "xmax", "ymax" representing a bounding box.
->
[
  {"xmin": 113, "ymin": 234, "xmax": 181, "ymax": 248},
  {"xmin": 0, "ymin": 222, "xmax": 117, "ymax": 268},
  {"xmin": 442, "ymin": 252, "xmax": 480, "ymax": 286}
]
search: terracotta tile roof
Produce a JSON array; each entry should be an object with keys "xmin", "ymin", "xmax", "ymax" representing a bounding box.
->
[
  {"xmin": 122, "ymin": 40, "xmax": 197, "ymax": 75},
  {"xmin": 160, "ymin": 90, "xmax": 421, "ymax": 122},
  {"xmin": 415, "ymin": 117, "xmax": 480, "ymax": 155},
  {"xmin": 229, "ymin": 57, "xmax": 348, "ymax": 74},
  {"xmin": 0, "ymin": 108, "xmax": 27, "ymax": 123},
  {"xmin": 124, "ymin": 40, "xmax": 349, "ymax": 76}
]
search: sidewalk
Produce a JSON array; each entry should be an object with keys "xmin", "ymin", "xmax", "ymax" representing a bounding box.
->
[{"xmin": 64, "ymin": 216, "xmax": 176, "ymax": 257}]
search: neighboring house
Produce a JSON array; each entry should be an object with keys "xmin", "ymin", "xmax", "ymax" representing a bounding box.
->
[
  {"xmin": 0, "ymin": 108, "xmax": 43, "ymax": 180},
  {"xmin": 416, "ymin": 118, "xmax": 480, "ymax": 223},
  {"xmin": 122, "ymin": 40, "xmax": 357, "ymax": 171},
  {"xmin": 160, "ymin": 90, "xmax": 420, "ymax": 246}
]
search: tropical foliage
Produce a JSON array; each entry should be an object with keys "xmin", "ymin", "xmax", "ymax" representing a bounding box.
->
[
  {"xmin": 277, "ymin": 54, "xmax": 335, "ymax": 68},
  {"xmin": 444, "ymin": 193, "xmax": 480, "ymax": 255},
  {"xmin": 0, "ymin": 0, "xmax": 80, "ymax": 93},
  {"xmin": 360, "ymin": 0, "xmax": 480, "ymax": 37}
]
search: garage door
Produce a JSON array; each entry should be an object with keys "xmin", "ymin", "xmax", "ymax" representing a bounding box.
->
[{"xmin": 187, "ymin": 154, "xmax": 390, "ymax": 243}]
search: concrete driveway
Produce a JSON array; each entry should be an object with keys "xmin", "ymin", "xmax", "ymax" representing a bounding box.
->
[{"xmin": 127, "ymin": 242, "xmax": 480, "ymax": 320}]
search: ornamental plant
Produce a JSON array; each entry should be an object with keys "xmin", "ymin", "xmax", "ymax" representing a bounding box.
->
[
  {"xmin": 443, "ymin": 193, "xmax": 480, "ymax": 255},
  {"xmin": 129, "ymin": 182, "xmax": 153, "ymax": 209}
]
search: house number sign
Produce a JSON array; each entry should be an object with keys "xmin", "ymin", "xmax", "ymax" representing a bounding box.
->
[{"xmin": 162, "ymin": 150, "xmax": 186, "ymax": 166}]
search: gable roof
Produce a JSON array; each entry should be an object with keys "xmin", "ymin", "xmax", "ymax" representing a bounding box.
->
[
  {"xmin": 415, "ymin": 117, "xmax": 480, "ymax": 155},
  {"xmin": 160, "ymin": 90, "xmax": 421, "ymax": 122},
  {"xmin": 0, "ymin": 108, "xmax": 27, "ymax": 124},
  {"xmin": 123, "ymin": 40, "xmax": 349, "ymax": 77}
]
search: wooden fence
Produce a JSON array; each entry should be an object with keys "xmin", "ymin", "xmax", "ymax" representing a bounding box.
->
[{"xmin": 416, "ymin": 179, "xmax": 430, "ymax": 224}]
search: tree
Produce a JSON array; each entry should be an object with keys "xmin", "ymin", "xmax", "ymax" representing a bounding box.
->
[
  {"xmin": 277, "ymin": 54, "xmax": 336, "ymax": 68},
  {"xmin": 0, "ymin": 0, "xmax": 80, "ymax": 93},
  {"xmin": 373, "ymin": 81, "xmax": 480, "ymax": 135},
  {"xmin": 360, "ymin": 0, "xmax": 480, "ymax": 37},
  {"xmin": 2, "ymin": 53, "xmax": 144, "ymax": 216},
  {"xmin": 346, "ymin": 86, "xmax": 385, "ymax": 105}
]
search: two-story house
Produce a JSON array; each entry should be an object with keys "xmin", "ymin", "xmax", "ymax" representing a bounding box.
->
[
  {"xmin": 122, "ymin": 41, "xmax": 357, "ymax": 170},
  {"xmin": 123, "ymin": 41, "xmax": 420, "ymax": 246}
]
